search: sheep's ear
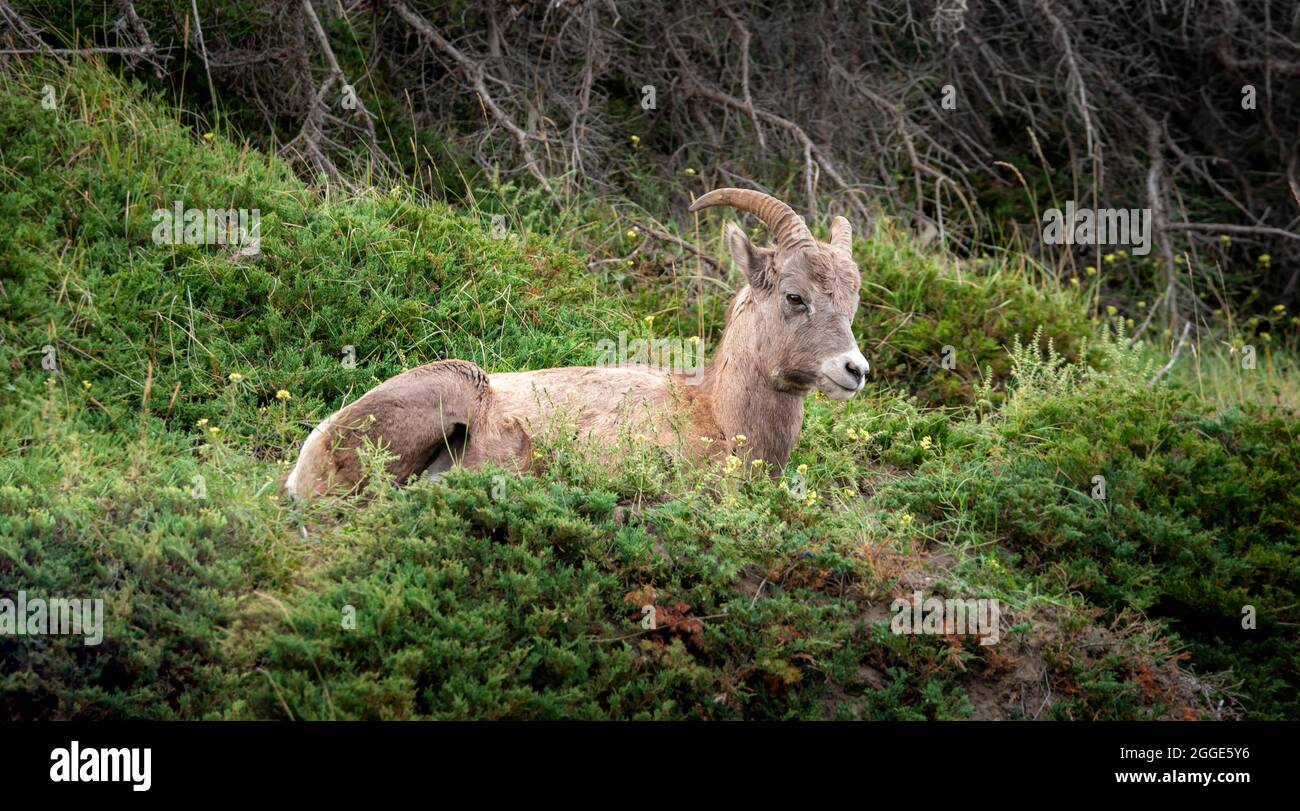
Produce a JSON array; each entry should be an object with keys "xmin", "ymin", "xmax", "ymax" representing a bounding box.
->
[
  {"xmin": 726, "ymin": 221, "xmax": 774, "ymax": 289},
  {"xmin": 829, "ymin": 216, "xmax": 853, "ymax": 256}
]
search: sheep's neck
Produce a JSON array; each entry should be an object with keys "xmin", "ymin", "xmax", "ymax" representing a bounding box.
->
[{"xmin": 698, "ymin": 305, "xmax": 805, "ymax": 469}]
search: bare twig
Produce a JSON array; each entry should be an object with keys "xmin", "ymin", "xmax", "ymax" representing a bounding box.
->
[
  {"xmin": 296, "ymin": 0, "xmax": 390, "ymax": 176},
  {"xmin": 1148, "ymin": 322, "xmax": 1193, "ymax": 387},
  {"xmin": 189, "ymin": 0, "xmax": 214, "ymax": 101},
  {"xmin": 1166, "ymin": 221, "xmax": 1300, "ymax": 243},
  {"xmin": 384, "ymin": 0, "xmax": 552, "ymax": 194},
  {"xmin": 623, "ymin": 215, "xmax": 721, "ymax": 273}
]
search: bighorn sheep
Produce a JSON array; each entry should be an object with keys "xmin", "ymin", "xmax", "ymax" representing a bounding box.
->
[{"xmin": 284, "ymin": 189, "xmax": 867, "ymax": 498}]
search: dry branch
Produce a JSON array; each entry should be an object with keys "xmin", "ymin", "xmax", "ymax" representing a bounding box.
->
[{"xmin": 384, "ymin": 0, "xmax": 552, "ymax": 193}]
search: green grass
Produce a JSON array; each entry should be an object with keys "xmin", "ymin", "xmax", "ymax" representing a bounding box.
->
[{"xmin": 1, "ymin": 60, "xmax": 1296, "ymax": 720}]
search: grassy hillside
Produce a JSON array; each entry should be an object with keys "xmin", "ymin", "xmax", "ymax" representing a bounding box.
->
[{"xmin": 1, "ymin": 61, "xmax": 1296, "ymax": 719}]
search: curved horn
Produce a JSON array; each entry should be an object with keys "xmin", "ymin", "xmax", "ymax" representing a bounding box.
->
[
  {"xmin": 689, "ymin": 188, "xmax": 814, "ymax": 249},
  {"xmin": 829, "ymin": 215, "xmax": 853, "ymax": 256}
]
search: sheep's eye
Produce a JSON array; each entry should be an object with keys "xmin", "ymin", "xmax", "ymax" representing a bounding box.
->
[{"xmin": 786, "ymin": 293, "xmax": 805, "ymax": 307}]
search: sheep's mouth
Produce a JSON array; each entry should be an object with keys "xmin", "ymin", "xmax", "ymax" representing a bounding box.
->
[{"xmin": 818, "ymin": 377, "xmax": 862, "ymax": 400}]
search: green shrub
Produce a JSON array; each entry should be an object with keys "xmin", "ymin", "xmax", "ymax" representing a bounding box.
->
[
  {"xmin": 880, "ymin": 328, "xmax": 1300, "ymax": 718},
  {"xmin": 857, "ymin": 232, "xmax": 1092, "ymax": 406}
]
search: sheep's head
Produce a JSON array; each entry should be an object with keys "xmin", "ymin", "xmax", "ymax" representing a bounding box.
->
[{"xmin": 691, "ymin": 188, "xmax": 868, "ymax": 400}]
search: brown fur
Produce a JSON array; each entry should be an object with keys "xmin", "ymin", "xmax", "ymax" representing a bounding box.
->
[{"xmin": 285, "ymin": 190, "xmax": 866, "ymax": 498}]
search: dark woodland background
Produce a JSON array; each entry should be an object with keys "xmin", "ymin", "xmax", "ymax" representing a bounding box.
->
[{"xmin": 9, "ymin": 0, "xmax": 1300, "ymax": 322}]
